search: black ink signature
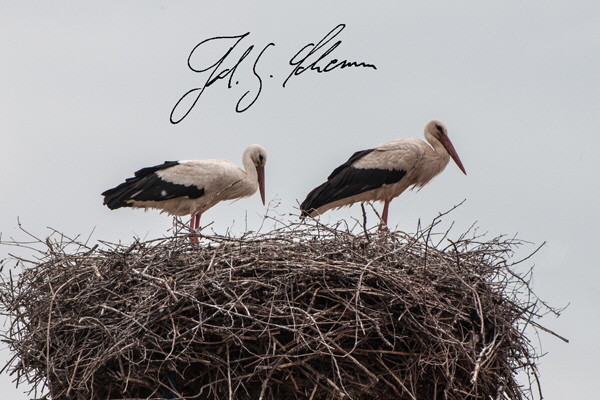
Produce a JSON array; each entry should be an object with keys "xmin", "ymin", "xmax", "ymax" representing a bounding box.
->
[
  {"xmin": 170, "ymin": 33, "xmax": 274, "ymax": 124},
  {"xmin": 170, "ymin": 24, "xmax": 376, "ymax": 124},
  {"xmin": 283, "ymin": 24, "xmax": 377, "ymax": 87}
]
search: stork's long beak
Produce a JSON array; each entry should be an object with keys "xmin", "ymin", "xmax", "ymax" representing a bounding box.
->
[
  {"xmin": 256, "ymin": 165, "xmax": 266, "ymax": 205},
  {"xmin": 440, "ymin": 135, "xmax": 467, "ymax": 175}
]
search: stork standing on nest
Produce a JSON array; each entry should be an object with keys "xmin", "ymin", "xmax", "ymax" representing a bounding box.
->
[
  {"xmin": 102, "ymin": 144, "xmax": 267, "ymax": 242},
  {"xmin": 300, "ymin": 120, "xmax": 466, "ymax": 230}
]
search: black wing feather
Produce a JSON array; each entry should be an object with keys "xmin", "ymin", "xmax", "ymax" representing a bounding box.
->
[
  {"xmin": 133, "ymin": 161, "xmax": 180, "ymax": 178},
  {"xmin": 326, "ymin": 149, "xmax": 375, "ymax": 180},
  {"xmin": 102, "ymin": 161, "xmax": 205, "ymax": 210},
  {"xmin": 300, "ymin": 149, "xmax": 406, "ymax": 216}
]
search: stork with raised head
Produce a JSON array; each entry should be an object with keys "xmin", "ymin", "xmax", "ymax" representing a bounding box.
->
[
  {"xmin": 300, "ymin": 120, "xmax": 466, "ymax": 230},
  {"xmin": 102, "ymin": 144, "xmax": 267, "ymax": 242}
]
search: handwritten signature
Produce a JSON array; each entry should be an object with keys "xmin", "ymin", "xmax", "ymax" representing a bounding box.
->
[{"xmin": 170, "ymin": 24, "xmax": 377, "ymax": 124}]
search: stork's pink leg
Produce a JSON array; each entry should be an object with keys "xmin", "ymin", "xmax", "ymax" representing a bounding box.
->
[
  {"xmin": 379, "ymin": 199, "xmax": 390, "ymax": 231},
  {"xmin": 189, "ymin": 213, "xmax": 200, "ymax": 243}
]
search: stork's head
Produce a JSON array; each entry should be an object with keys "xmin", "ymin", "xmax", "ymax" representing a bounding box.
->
[
  {"xmin": 425, "ymin": 120, "xmax": 467, "ymax": 175},
  {"xmin": 244, "ymin": 144, "xmax": 267, "ymax": 205}
]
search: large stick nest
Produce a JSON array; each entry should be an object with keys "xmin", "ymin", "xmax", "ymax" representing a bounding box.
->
[{"xmin": 0, "ymin": 216, "xmax": 563, "ymax": 400}]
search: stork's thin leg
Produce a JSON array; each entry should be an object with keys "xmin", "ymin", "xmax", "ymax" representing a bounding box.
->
[
  {"xmin": 379, "ymin": 199, "xmax": 390, "ymax": 231},
  {"xmin": 189, "ymin": 213, "xmax": 200, "ymax": 243}
]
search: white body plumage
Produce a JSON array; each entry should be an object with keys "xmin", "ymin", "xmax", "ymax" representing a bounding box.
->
[
  {"xmin": 300, "ymin": 120, "xmax": 466, "ymax": 228},
  {"xmin": 102, "ymin": 144, "xmax": 267, "ymax": 236},
  {"xmin": 131, "ymin": 156, "xmax": 262, "ymax": 216}
]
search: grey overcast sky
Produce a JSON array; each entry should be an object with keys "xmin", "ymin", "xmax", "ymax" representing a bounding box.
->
[{"xmin": 1, "ymin": 2, "xmax": 598, "ymax": 399}]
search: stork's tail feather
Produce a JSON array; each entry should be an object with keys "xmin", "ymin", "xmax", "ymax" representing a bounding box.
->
[
  {"xmin": 299, "ymin": 182, "xmax": 331, "ymax": 218},
  {"xmin": 102, "ymin": 161, "xmax": 183, "ymax": 210},
  {"xmin": 102, "ymin": 180, "xmax": 137, "ymax": 210}
]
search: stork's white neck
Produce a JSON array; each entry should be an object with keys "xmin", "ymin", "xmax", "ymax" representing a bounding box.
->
[
  {"xmin": 242, "ymin": 150, "xmax": 257, "ymax": 181},
  {"xmin": 419, "ymin": 130, "xmax": 451, "ymax": 184}
]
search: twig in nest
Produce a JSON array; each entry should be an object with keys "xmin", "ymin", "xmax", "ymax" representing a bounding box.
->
[{"xmin": 0, "ymin": 217, "xmax": 564, "ymax": 400}]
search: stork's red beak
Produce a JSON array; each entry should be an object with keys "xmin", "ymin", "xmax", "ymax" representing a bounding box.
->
[
  {"xmin": 256, "ymin": 165, "xmax": 266, "ymax": 205},
  {"xmin": 440, "ymin": 135, "xmax": 467, "ymax": 175}
]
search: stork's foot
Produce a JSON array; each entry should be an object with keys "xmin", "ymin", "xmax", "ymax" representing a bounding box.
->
[
  {"xmin": 378, "ymin": 223, "xmax": 389, "ymax": 232},
  {"xmin": 189, "ymin": 234, "xmax": 200, "ymax": 244}
]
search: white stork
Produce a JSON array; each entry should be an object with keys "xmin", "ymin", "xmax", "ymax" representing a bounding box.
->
[
  {"xmin": 300, "ymin": 120, "xmax": 466, "ymax": 230},
  {"xmin": 102, "ymin": 144, "xmax": 267, "ymax": 241}
]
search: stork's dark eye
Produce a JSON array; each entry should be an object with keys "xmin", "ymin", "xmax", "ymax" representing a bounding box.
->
[
  {"xmin": 435, "ymin": 124, "xmax": 445, "ymax": 135},
  {"xmin": 259, "ymin": 154, "xmax": 264, "ymax": 162}
]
